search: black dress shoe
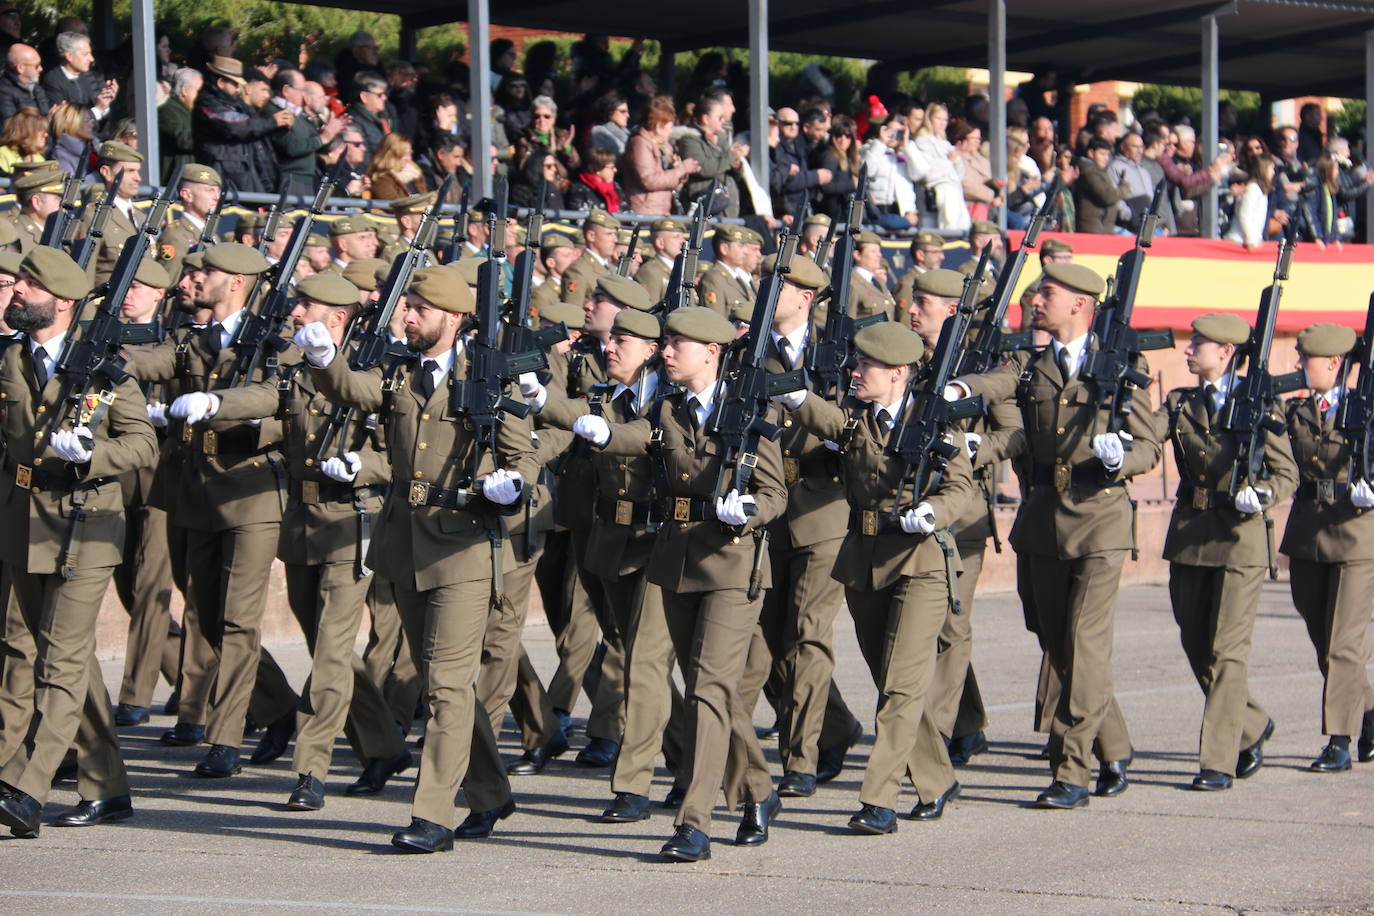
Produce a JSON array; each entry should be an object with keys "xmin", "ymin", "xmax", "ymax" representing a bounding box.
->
[
  {"xmin": 1190, "ymin": 769, "xmax": 1232, "ymax": 791},
  {"xmin": 52, "ymin": 795, "xmax": 133, "ymax": 827},
  {"xmin": 287, "ymin": 774, "xmax": 325, "ymax": 810},
  {"xmin": 599, "ymin": 792, "xmax": 652, "ymax": 823},
  {"xmin": 848, "ymin": 803, "xmax": 898, "ymax": 835},
  {"xmin": 1310, "ymin": 742, "xmax": 1352, "ymax": 773},
  {"xmin": 758, "ymin": 720, "xmax": 781, "ymax": 742},
  {"xmin": 1035, "ymin": 780, "xmax": 1090, "ymax": 809},
  {"xmin": 1359, "ymin": 710, "xmax": 1374, "ymax": 763},
  {"xmin": 456, "ymin": 798, "xmax": 515, "ymax": 838},
  {"xmin": 576, "ymin": 737, "xmax": 619, "ymax": 768},
  {"xmin": 160, "ymin": 722, "xmax": 205, "ymax": 747},
  {"xmin": 250, "ymin": 712, "xmax": 295, "ymax": 765},
  {"xmin": 948, "ymin": 731, "xmax": 988, "ymax": 767},
  {"xmin": 661, "ymin": 783, "xmax": 686, "ymax": 809},
  {"xmin": 391, "ymin": 817, "xmax": 453, "ymax": 853},
  {"xmin": 778, "ymin": 770, "xmax": 817, "ymax": 798},
  {"xmin": 162, "ymin": 690, "xmax": 180, "ymax": 718},
  {"xmin": 816, "ymin": 721, "xmax": 863, "ymax": 784},
  {"xmin": 193, "ymin": 744, "xmax": 242, "ymax": 778},
  {"xmin": 0, "ymin": 787, "xmax": 41, "ymax": 837},
  {"xmin": 911, "ymin": 781, "xmax": 960, "ymax": 820},
  {"xmin": 113, "ymin": 704, "xmax": 149, "ymax": 727},
  {"xmin": 506, "ymin": 730, "xmax": 569, "ymax": 775},
  {"xmin": 735, "ymin": 790, "xmax": 780, "ymax": 846},
  {"xmin": 1095, "ymin": 759, "xmax": 1129, "ymax": 797},
  {"xmin": 660, "ymin": 823, "xmax": 711, "ymax": 861},
  {"xmin": 1236, "ymin": 718, "xmax": 1274, "ymax": 779},
  {"xmin": 346, "ymin": 750, "xmax": 414, "ymax": 796}
]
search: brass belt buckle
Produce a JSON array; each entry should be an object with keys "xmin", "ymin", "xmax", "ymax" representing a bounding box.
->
[
  {"xmin": 861, "ymin": 510, "xmax": 877, "ymax": 536},
  {"xmin": 672, "ymin": 497, "xmax": 691, "ymax": 522},
  {"xmin": 615, "ymin": 499, "xmax": 633, "ymax": 526},
  {"xmin": 301, "ymin": 480, "xmax": 320, "ymax": 505},
  {"xmin": 408, "ymin": 481, "xmax": 431, "ymax": 507},
  {"xmin": 202, "ymin": 429, "xmax": 218, "ymax": 456},
  {"xmin": 1318, "ymin": 479, "xmax": 1335, "ymax": 504},
  {"xmin": 15, "ymin": 464, "xmax": 31, "ymax": 489},
  {"xmin": 1191, "ymin": 487, "xmax": 1210, "ymax": 511},
  {"xmin": 181, "ymin": 425, "xmax": 193, "ymax": 445},
  {"xmin": 783, "ymin": 458, "xmax": 799, "ymax": 485},
  {"xmin": 1053, "ymin": 465, "xmax": 1071, "ymax": 492}
]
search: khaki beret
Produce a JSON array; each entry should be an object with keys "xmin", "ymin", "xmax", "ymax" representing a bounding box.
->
[
  {"xmin": 612, "ymin": 309, "xmax": 661, "ymax": 340},
  {"xmin": 616, "ymin": 228, "xmax": 636, "ymax": 245},
  {"xmin": 803, "ymin": 213, "xmax": 832, "ymax": 229},
  {"xmin": 11, "ymin": 160, "xmax": 60, "ymax": 176},
  {"xmin": 133, "ymin": 257, "xmax": 171, "ymax": 289},
  {"xmin": 449, "ymin": 257, "xmax": 484, "ymax": 287},
  {"xmin": 713, "ymin": 225, "xmax": 748, "ymax": 244},
  {"xmin": 760, "ymin": 254, "xmax": 828, "ymax": 292},
  {"xmin": 539, "ymin": 234, "xmax": 576, "ymax": 255},
  {"xmin": 1042, "ymin": 262, "xmax": 1105, "ymax": 299},
  {"xmin": 20, "ymin": 246, "xmax": 90, "ymax": 299},
  {"xmin": 390, "ymin": 192, "xmax": 436, "ymax": 215},
  {"xmin": 666, "ymin": 306, "xmax": 736, "ymax": 344},
  {"xmin": 584, "ymin": 208, "xmax": 619, "ymax": 231},
  {"xmin": 969, "ymin": 220, "xmax": 999, "ymax": 237},
  {"xmin": 1040, "ymin": 238, "xmax": 1073, "ymax": 256},
  {"xmin": 98, "ymin": 140, "xmax": 143, "ymax": 164},
  {"xmin": 913, "ymin": 268, "xmax": 966, "ymax": 299},
  {"xmin": 206, "ymin": 56, "xmax": 246, "ymax": 86},
  {"xmin": 342, "ymin": 258, "xmax": 387, "ymax": 292},
  {"xmin": 0, "ymin": 220, "xmax": 17, "ymax": 248},
  {"xmin": 1191, "ymin": 313, "xmax": 1251, "ymax": 346},
  {"xmin": 0, "ymin": 251, "xmax": 24, "ymax": 275},
  {"xmin": 595, "ymin": 274, "xmax": 652, "ymax": 311},
  {"xmin": 297, "ymin": 272, "xmax": 360, "ymax": 307},
  {"xmin": 13, "ymin": 168, "xmax": 67, "ymax": 193},
  {"xmin": 182, "ymin": 251, "xmax": 206, "ymax": 272},
  {"xmin": 855, "ymin": 230, "xmax": 883, "ymax": 247},
  {"xmin": 305, "ymin": 233, "xmax": 329, "ymax": 248},
  {"xmin": 912, "ymin": 230, "xmax": 944, "ymax": 249},
  {"xmin": 235, "ymin": 211, "xmax": 261, "ymax": 233},
  {"xmin": 409, "ymin": 265, "xmax": 474, "ymax": 314},
  {"xmin": 329, "ymin": 216, "xmax": 372, "ymax": 237},
  {"xmin": 537, "ymin": 302, "xmax": 586, "ymax": 327},
  {"xmin": 203, "ymin": 242, "xmax": 271, "ymax": 276},
  {"xmin": 855, "ymin": 321, "xmax": 924, "ymax": 367},
  {"xmin": 181, "ymin": 163, "xmax": 222, "ymax": 188},
  {"xmin": 728, "ymin": 301, "xmax": 754, "ymax": 323},
  {"xmin": 739, "ymin": 227, "xmax": 765, "ymax": 247},
  {"xmin": 1297, "ymin": 323, "xmax": 1356, "ymax": 358},
  {"xmin": 651, "ymin": 217, "xmax": 686, "ymax": 234}
]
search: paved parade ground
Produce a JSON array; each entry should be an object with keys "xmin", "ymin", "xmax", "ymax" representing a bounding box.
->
[{"xmin": 2, "ymin": 579, "xmax": 1372, "ymax": 915}]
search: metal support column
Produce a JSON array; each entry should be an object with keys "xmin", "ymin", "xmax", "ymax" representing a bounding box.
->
[
  {"xmin": 399, "ymin": 17, "xmax": 419, "ymax": 63},
  {"xmin": 657, "ymin": 43, "xmax": 677, "ymax": 99},
  {"xmin": 1200, "ymin": 14, "xmax": 1220, "ymax": 239},
  {"xmin": 1365, "ymin": 31, "xmax": 1374, "ymax": 243},
  {"xmin": 91, "ymin": 0, "xmax": 117, "ymax": 54},
  {"xmin": 989, "ymin": 0, "xmax": 1007, "ymax": 232},
  {"xmin": 469, "ymin": 0, "xmax": 492, "ymax": 202},
  {"xmin": 748, "ymin": 0, "xmax": 770, "ymax": 192},
  {"xmin": 131, "ymin": 0, "xmax": 159, "ymax": 184}
]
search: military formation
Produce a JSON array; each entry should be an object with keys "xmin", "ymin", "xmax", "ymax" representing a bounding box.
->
[{"xmin": 0, "ymin": 153, "xmax": 1371, "ymax": 865}]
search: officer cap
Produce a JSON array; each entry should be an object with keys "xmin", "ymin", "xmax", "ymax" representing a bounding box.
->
[
  {"xmin": 537, "ymin": 302, "xmax": 585, "ymax": 327},
  {"xmin": 913, "ymin": 268, "xmax": 965, "ymax": 299},
  {"xmin": 20, "ymin": 246, "xmax": 90, "ymax": 299},
  {"xmin": 1040, "ymin": 238, "xmax": 1073, "ymax": 256},
  {"xmin": 760, "ymin": 254, "xmax": 828, "ymax": 292},
  {"xmin": 13, "ymin": 168, "xmax": 67, "ymax": 193},
  {"xmin": 583, "ymin": 208, "xmax": 619, "ymax": 231},
  {"xmin": 409, "ymin": 265, "xmax": 475, "ymax": 314},
  {"xmin": 969, "ymin": 219, "xmax": 999, "ymax": 237},
  {"xmin": 390, "ymin": 192, "xmax": 436, "ymax": 215},
  {"xmin": 616, "ymin": 227, "xmax": 636, "ymax": 245},
  {"xmin": 912, "ymin": 230, "xmax": 944, "ymax": 249},
  {"xmin": 133, "ymin": 257, "xmax": 170, "ymax": 289},
  {"xmin": 650, "ymin": 217, "xmax": 686, "ymax": 234},
  {"xmin": 612, "ymin": 309, "xmax": 661, "ymax": 340},
  {"xmin": 855, "ymin": 230, "xmax": 883, "ymax": 247},
  {"xmin": 854, "ymin": 321, "xmax": 924, "ymax": 367},
  {"xmin": 803, "ymin": 213, "xmax": 832, "ymax": 229},
  {"xmin": 0, "ymin": 251, "xmax": 24, "ymax": 276},
  {"xmin": 203, "ymin": 242, "xmax": 271, "ymax": 276},
  {"xmin": 328, "ymin": 216, "xmax": 372, "ymax": 237},
  {"xmin": 1297, "ymin": 323, "xmax": 1356, "ymax": 358},
  {"xmin": 738, "ymin": 227, "xmax": 764, "ymax": 247},
  {"xmin": 665, "ymin": 306, "xmax": 735, "ymax": 345},
  {"xmin": 539, "ymin": 234, "xmax": 576, "ymax": 257},
  {"xmin": 11, "ymin": 160, "xmax": 59, "ymax": 177},
  {"xmin": 448, "ymin": 257, "xmax": 484, "ymax": 287},
  {"xmin": 1041, "ymin": 262, "xmax": 1105, "ymax": 299},
  {"xmin": 297, "ymin": 272, "xmax": 359, "ymax": 307},
  {"xmin": 342, "ymin": 258, "xmax": 387, "ymax": 292},
  {"xmin": 595, "ymin": 274, "xmax": 652, "ymax": 311},
  {"xmin": 1191, "ymin": 313, "xmax": 1250, "ymax": 346},
  {"xmin": 181, "ymin": 163, "xmax": 222, "ymax": 188},
  {"xmin": 98, "ymin": 140, "xmax": 143, "ymax": 164}
]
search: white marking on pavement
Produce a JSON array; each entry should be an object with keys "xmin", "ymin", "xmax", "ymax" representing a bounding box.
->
[{"xmin": 0, "ymin": 891, "xmax": 563, "ymax": 916}]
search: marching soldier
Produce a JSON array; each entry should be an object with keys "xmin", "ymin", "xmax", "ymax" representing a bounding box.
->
[
  {"xmin": 384, "ymin": 192, "xmax": 437, "ymax": 261},
  {"xmin": 327, "ymin": 216, "xmax": 379, "ymax": 271},
  {"xmin": 893, "ymin": 230, "xmax": 947, "ymax": 313},
  {"xmin": 560, "ymin": 208, "xmax": 619, "ymax": 305},
  {"xmin": 77, "ymin": 141, "xmax": 146, "ymax": 285},
  {"xmin": 696, "ymin": 225, "xmax": 755, "ymax": 317},
  {"xmin": 634, "ymin": 217, "xmax": 687, "ymax": 305},
  {"xmin": 157, "ymin": 163, "xmax": 222, "ymax": 280},
  {"xmin": 1016, "ymin": 238, "xmax": 1073, "ymax": 331},
  {"xmin": 6, "ymin": 165, "xmax": 65, "ymax": 253},
  {"xmin": 530, "ymin": 234, "xmax": 577, "ymax": 313},
  {"xmin": 848, "ymin": 230, "xmax": 897, "ymax": 320}
]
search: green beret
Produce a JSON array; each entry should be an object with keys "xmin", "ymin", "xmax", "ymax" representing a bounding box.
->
[
  {"xmin": 98, "ymin": 140, "xmax": 143, "ymax": 164},
  {"xmin": 20, "ymin": 246, "xmax": 90, "ymax": 299},
  {"xmin": 342, "ymin": 258, "xmax": 387, "ymax": 292},
  {"xmin": 651, "ymin": 217, "xmax": 686, "ymax": 234},
  {"xmin": 665, "ymin": 306, "xmax": 735, "ymax": 345},
  {"xmin": 183, "ymin": 251, "xmax": 206, "ymax": 272},
  {"xmin": 1040, "ymin": 238, "xmax": 1073, "ymax": 256},
  {"xmin": 13, "ymin": 168, "xmax": 67, "ymax": 193},
  {"xmin": 803, "ymin": 213, "xmax": 832, "ymax": 229},
  {"xmin": 537, "ymin": 302, "xmax": 586, "ymax": 327},
  {"xmin": 913, "ymin": 230, "xmax": 944, "ymax": 249},
  {"xmin": 969, "ymin": 219, "xmax": 999, "ymax": 237},
  {"xmin": 539, "ymin": 234, "xmax": 576, "ymax": 256},
  {"xmin": 855, "ymin": 230, "xmax": 883, "ymax": 247},
  {"xmin": 448, "ymin": 257, "xmax": 484, "ymax": 287},
  {"xmin": 306, "ymin": 233, "xmax": 329, "ymax": 248},
  {"xmin": 738, "ymin": 227, "xmax": 765, "ymax": 247},
  {"xmin": 595, "ymin": 274, "xmax": 652, "ymax": 311},
  {"xmin": 612, "ymin": 309, "xmax": 661, "ymax": 340},
  {"xmin": 203, "ymin": 242, "xmax": 271, "ymax": 276},
  {"xmin": 181, "ymin": 163, "xmax": 222, "ymax": 188},
  {"xmin": 1042, "ymin": 262, "xmax": 1105, "ymax": 299},
  {"xmin": 1297, "ymin": 323, "xmax": 1356, "ymax": 358},
  {"xmin": 913, "ymin": 268, "xmax": 965, "ymax": 299},
  {"xmin": 728, "ymin": 301, "xmax": 754, "ymax": 323},
  {"xmin": 760, "ymin": 254, "xmax": 828, "ymax": 292},
  {"xmin": 329, "ymin": 216, "xmax": 372, "ymax": 237},
  {"xmin": 11, "ymin": 160, "xmax": 60, "ymax": 176},
  {"xmin": 0, "ymin": 220, "xmax": 17, "ymax": 248},
  {"xmin": 1191, "ymin": 313, "xmax": 1250, "ymax": 346},
  {"xmin": 713, "ymin": 225, "xmax": 748, "ymax": 244},
  {"xmin": 408, "ymin": 265, "xmax": 474, "ymax": 313},
  {"xmin": 390, "ymin": 192, "xmax": 436, "ymax": 215},
  {"xmin": 0, "ymin": 251, "xmax": 24, "ymax": 275},
  {"xmin": 297, "ymin": 272, "xmax": 359, "ymax": 307},
  {"xmin": 584, "ymin": 208, "xmax": 619, "ymax": 231},
  {"xmin": 133, "ymin": 257, "xmax": 171, "ymax": 289},
  {"xmin": 855, "ymin": 321, "xmax": 924, "ymax": 367}
]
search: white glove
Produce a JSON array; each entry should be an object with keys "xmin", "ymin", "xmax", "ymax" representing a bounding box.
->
[
  {"xmin": 481, "ymin": 468, "xmax": 523, "ymax": 505},
  {"xmin": 1091, "ymin": 432, "xmax": 1124, "ymax": 471},
  {"xmin": 1353, "ymin": 479, "xmax": 1374, "ymax": 509},
  {"xmin": 900, "ymin": 502, "xmax": 937, "ymax": 535},
  {"xmin": 293, "ymin": 321, "xmax": 336, "ymax": 368},
  {"xmin": 714, "ymin": 489, "xmax": 756, "ymax": 526},
  {"xmin": 1234, "ymin": 486, "xmax": 1263, "ymax": 515},
  {"xmin": 771, "ymin": 388, "xmax": 806, "ymax": 411},
  {"xmin": 965, "ymin": 431, "xmax": 982, "ymax": 459},
  {"xmin": 572, "ymin": 414, "xmax": 610, "ymax": 447},
  {"xmin": 51, "ymin": 427, "xmax": 93, "ymax": 463},
  {"xmin": 518, "ymin": 372, "xmax": 541, "ymax": 398},
  {"xmin": 943, "ymin": 383, "xmax": 967, "ymax": 401},
  {"xmin": 169, "ymin": 391, "xmax": 220, "ymax": 425},
  {"xmin": 822, "ymin": 438, "xmax": 842, "ymax": 452},
  {"xmin": 320, "ymin": 452, "xmax": 362, "ymax": 483},
  {"xmin": 146, "ymin": 402, "xmax": 168, "ymax": 428}
]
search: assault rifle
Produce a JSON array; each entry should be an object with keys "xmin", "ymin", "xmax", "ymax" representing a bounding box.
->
[
  {"xmin": 39, "ymin": 174, "xmax": 82, "ymax": 248},
  {"xmin": 444, "ymin": 185, "xmax": 470, "ymax": 264},
  {"xmin": 1335, "ymin": 291, "xmax": 1374, "ymax": 484},
  {"xmin": 616, "ymin": 221, "xmax": 642, "ymax": 277},
  {"xmin": 69, "ymin": 176, "xmax": 118, "ymax": 270},
  {"xmin": 655, "ymin": 179, "xmax": 717, "ymax": 314},
  {"xmin": 504, "ymin": 178, "xmax": 568, "ymax": 357}
]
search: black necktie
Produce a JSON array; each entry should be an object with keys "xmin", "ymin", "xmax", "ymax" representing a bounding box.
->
[
  {"xmin": 417, "ymin": 359, "xmax": 439, "ymax": 399},
  {"xmin": 204, "ymin": 324, "xmax": 223, "ymax": 356},
  {"xmin": 876, "ymin": 408, "xmax": 891, "ymax": 430},
  {"xmin": 777, "ymin": 337, "xmax": 795, "ymax": 370},
  {"xmin": 1057, "ymin": 346, "xmax": 1073, "ymax": 383},
  {"xmin": 32, "ymin": 346, "xmax": 48, "ymax": 387},
  {"xmin": 1203, "ymin": 384, "xmax": 1218, "ymax": 421},
  {"xmin": 615, "ymin": 389, "xmax": 636, "ymax": 421},
  {"xmin": 687, "ymin": 397, "xmax": 702, "ymax": 432}
]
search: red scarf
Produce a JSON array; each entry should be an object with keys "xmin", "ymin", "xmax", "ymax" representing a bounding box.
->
[{"xmin": 578, "ymin": 171, "xmax": 620, "ymax": 213}]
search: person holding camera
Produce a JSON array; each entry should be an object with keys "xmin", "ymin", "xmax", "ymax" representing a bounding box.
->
[{"xmin": 861, "ymin": 112, "xmax": 925, "ymax": 232}]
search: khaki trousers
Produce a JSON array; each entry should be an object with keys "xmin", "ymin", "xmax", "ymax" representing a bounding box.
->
[
  {"xmin": 113, "ymin": 502, "xmax": 179, "ymax": 707},
  {"xmin": 0, "ymin": 565, "xmax": 36, "ymax": 764},
  {"xmin": 362, "ymin": 575, "xmax": 422, "ymax": 733},
  {"xmin": 930, "ymin": 541, "xmax": 989, "ymax": 739},
  {"xmin": 1288, "ymin": 558, "xmax": 1374, "ymax": 738},
  {"xmin": 476, "ymin": 551, "xmax": 561, "ymax": 751}
]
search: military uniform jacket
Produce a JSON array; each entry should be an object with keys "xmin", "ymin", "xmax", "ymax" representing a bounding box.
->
[
  {"xmin": 597, "ymin": 390, "xmax": 787, "ymax": 593},
  {"xmin": 893, "ymin": 266, "xmax": 924, "ymax": 315},
  {"xmin": 950, "ymin": 394, "xmax": 1025, "ymax": 546},
  {"xmin": 78, "ymin": 199, "xmax": 139, "ymax": 285},
  {"xmin": 696, "ymin": 261, "xmax": 753, "ymax": 317},
  {"xmin": 1279, "ymin": 394, "xmax": 1374, "ymax": 563},
  {"xmin": 0, "ymin": 337, "xmax": 158, "ymax": 572},
  {"xmin": 961, "ymin": 346, "xmax": 1161, "ymax": 559},
  {"xmin": 214, "ymin": 359, "xmax": 390, "ymax": 567},
  {"xmin": 547, "ymin": 338, "xmax": 608, "ymax": 531},
  {"xmin": 310, "ymin": 346, "xmax": 538, "ymax": 591},
  {"xmin": 5, "ymin": 210, "xmax": 44, "ymax": 253},
  {"xmin": 157, "ymin": 214, "xmax": 206, "ymax": 284},
  {"xmin": 560, "ymin": 250, "xmax": 612, "ymax": 305},
  {"xmin": 635, "ymin": 256, "xmax": 672, "ymax": 306},
  {"xmin": 529, "ymin": 275, "xmax": 561, "ymax": 313},
  {"xmin": 848, "ymin": 269, "xmax": 896, "ymax": 321},
  {"xmin": 1159, "ymin": 385, "xmax": 1297, "ymax": 568}
]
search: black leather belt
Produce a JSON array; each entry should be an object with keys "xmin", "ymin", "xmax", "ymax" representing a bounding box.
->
[
  {"xmin": 1176, "ymin": 482, "xmax": 1233, "ymax": 510},
  {"xmin": 1296, "ymin": 479, "xmax": 1351, "ymax": 504},
  {"xmin": 782, "ymin": 454, "xmax": 841, "ymax": 485},
  {"xmin": 405, "ymin": 480, "xmax": 519, "ymax": 515},
  {"xmin": 1030, "ymin": 464, "xmax": 1125, "ymax": 493},
  {"xmin": 596, "ymin": 495, "xmax": 653, "ymax": 526},
  {"xmin": 7, "ymin": 459, "xmax": 110, "ymax": 493},
  {"xmin": 292, "ymin": 480, "xmax": 385, "ymax": 505},
  {"xmin": 179, "ymin": 425, "xmax": 268, "ymax": 460},
  {"xmin": 849, "ymin": 508, "xmax": 906, "ymax": 536}
]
